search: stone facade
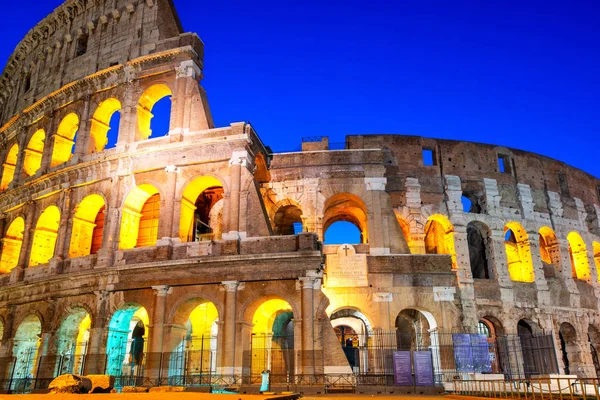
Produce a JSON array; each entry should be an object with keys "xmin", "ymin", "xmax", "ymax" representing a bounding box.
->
[{"xmin": 0, "ymin": 0, "xmax": 599, "ymax": 390}]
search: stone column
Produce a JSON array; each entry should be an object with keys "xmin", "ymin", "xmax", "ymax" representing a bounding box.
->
[
  {"xmin": 220, "ymin": 281, "xmax": 243, "ymax": 376},
  {"xmin": 73, "ymin": 95, "xmax": 91, "ymax": 161},
  {"xmin": 490, "ymin": 229, "xmax": 515, "ymax": 308},
  {"xmin": 145, "ymin": 285, "xmax": 171, "ymax": 380},
  {"xmin": 13, "ymin": 130, "xmax": 29, "ymax": 184},
  {"xmin": 12, "ymin": 202, "xmax": 36, "ymax": 281},
  {"xmin": 149, "ymin": 285, "xmax": 171, "ymax": 354},
  {"xmin": 39, "ymin": 116, "xmax": 58, "ymax": 174},
  {"xmin": 558, "ymin": 239, "xmax": 581, "ymax": 308},
  {"xmin": 96, "ymin": 175, "xmax": 124, "ymax": 267},
  {"xmin": 158, "ymin": 165, "xmax": 179, "ymax": 240},
  {"xmin": 299, "ymin": 274, "xmax": 321, "ymax": 375},
  {"xmin": 374, "ymin": 292, "xmax": 393, "ymax": 329},
  {"xmin": 223, "ymin": 151, "xmax": 249, "ymax": 240},
  {"xmin": 0, "ymin": 213, "xmax": 7, "ymax": 255},
  {"xmin": 365, "ymin": 176, "xmax": 390, "ymax": 255},
  {"xmin": 115, "ymin": 79, "xmax": 138, "ymax": 147},
  {"xmin": 50, "ymin": 189, "xmax": 73, "ymax": 273}
]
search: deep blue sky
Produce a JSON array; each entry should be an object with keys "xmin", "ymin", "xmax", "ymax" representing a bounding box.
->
[{"xmin": 1, "ymin": 0, "xmax": 599, "ymax": 178}]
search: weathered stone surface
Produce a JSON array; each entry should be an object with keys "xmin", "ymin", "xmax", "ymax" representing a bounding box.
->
[
  {"xmin": 48, "ymin": 374, "xmax": 91, "ymax": 394},
  {"xmin": 121, "ymin": 386, "xmax": 149, "ymax": 393},
  {"xmin": 0, "ymin": 0, "xmax": 599, "ymax": 389},
  {"xmin": 148, "ymin": 386, "xmax": 186, "ymax": 392},
  {"xmin": 86, "ymin": 374, "xmax": 115, "ymax": 393}
]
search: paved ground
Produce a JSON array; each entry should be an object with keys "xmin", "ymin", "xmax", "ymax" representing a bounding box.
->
[
  {"xmin": 0, "ymin": 395, "xmax": 452, "ymax": 400},
  {"xmin": 0, "ymin": 393, "xmax": 454, "ymax": 400}
]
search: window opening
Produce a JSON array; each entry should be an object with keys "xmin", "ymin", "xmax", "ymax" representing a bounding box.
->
[
  {"xmin": 422, "ymin": 148, "xmax": 435, "ymax": 166},
  {"xmin": 76, "ymin": 35, "xmax": 88, "ymax": 57}
]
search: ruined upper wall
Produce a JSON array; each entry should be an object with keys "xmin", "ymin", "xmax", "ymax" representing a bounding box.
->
[
  {"xmin": 0, "ymin": 0, "xmax": 185, "ymax": 126},
  {"xmin": 346, "ymin": 134, "xmax": 600, "ymax": 213}
]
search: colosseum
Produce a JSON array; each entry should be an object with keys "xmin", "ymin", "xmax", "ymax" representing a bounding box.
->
[{"xmin": 0, "ymin": 0, "xmax": 599, "ymax": 394}]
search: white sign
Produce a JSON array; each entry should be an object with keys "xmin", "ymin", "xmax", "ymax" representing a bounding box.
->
[{"xmin": 325, "ymin": 244, "xmax": 368, "ymax": 287}]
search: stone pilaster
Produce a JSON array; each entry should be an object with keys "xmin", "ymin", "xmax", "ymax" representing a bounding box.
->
[
  {"xmin": 298, "ymin": 273, "xmax": 322, "ymax": 375},
  {"xmin": 445, "ymin": 175, "xmax": 463, "ymax": 214},
  {"xmin": 220, "ymin": 280, "xmax": 243, "ymax": 376},
  {"xmin": 223, "ymin": 150, "xmax": 250, "ymax": 240},
  {"xmin": 365, "ymin": 176, "xmax": 389, "ymax": 255},
  {"xmin": 483, "ymin": 178, "xmax": 501, "ymax": 215}
]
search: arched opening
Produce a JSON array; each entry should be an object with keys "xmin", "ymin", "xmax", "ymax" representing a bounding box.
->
[
  {"xmin": 29, "ymin": 206, "xmax": 60, "ymax": 267},
  {"xmin": 50, "ymin": 113, "xmax": 79, "ymax": 167},
  {"xmin": 137, "ymin": 84, "xmax": 172, "ymax": 140},
  {"xmin": 424, "ymin": 214, "xmax": 457, "ymax": 269},
  {"xmin": 23, "ymin": 129, "xmax": 45, "ymax": 176},
  {"xmin": 120, "ymin": 185, "xmax": 160, "ymax": 249},
  {"xmin": 462, "ymin": 190, "xmax": 483, "ymax": 213},
  {"xmin": 588, "ymin": 325, "xmax": 600, "ymax": 378},
  {"xmin": 325, "ymin": 221, "xmax": 361, "ymax": 244},
  {"xmin": 504, "ymin": 222, "xmax": 534, "ymax": 282},
  {"xmin": 559, "ymin": 322, "xmax": 578, "ymax": 375},
  {"xmin": 12, "ymin": 315, "xmax": 42, "ymax": 385},
  {"xmin": 478, "ymin": 317, "xmax": 508, "ymax": 374},
  {"xmin": 273, "ymin": 203, "xmax": 303, "ymax": 235},
  {"xmin": 179, "ymin": 176, "xmax": 224, "ymax": 242},
  {"xmin": 251, "ymin": 299, "xmax": 294, "ymax": 380},
  {"xmin": 539, "ymin": 227, "xmax": 561, "ymax": 278},
  {"xmin": 323, "ymin": 193, "xmax": 368, "ymax": 244},
  {"xmin": 0, "ymin": 217, "xmax": 24, "ymax": 274},
  {"xmin": 53, "ymin": 309, "xmax": 90, "ymax": 376},
  {"xmin": 517, "ymin": 319, "xmax": 558, "ymax": 377},
  {"xmin": 594, "ymin": 242, "xmax": 600, "ymax": 283},
  {"xmin": 395, "ymin": 308, "xmax": 441, "ymax": 381},
  {"xmin": 169, "ymin": 300, "xmax": 219, "ymax": 380},
  {"xmin": 106, "ymin": 305, "xmax": 149, "ymax": 376},
  {"xmin": 254, "ymin": 153, "xmax": 270, "ymax": 184},
  {"xmin": 1, "ymin": 143, "xmax": 18, "ymax": 190},
  {"xmin": 567, "ymin": 232, "xmax": 591, "ymax": 280},
  {"xmin": 395, "ymin": 309, "xmax": 432, "ymax": 351},
  {"xmin": 69, "ymin": 194, "xmax": 106, "ymax": 258},
  {"xmin": 467, "ymin": 221, "xmax": 492, "ymax": 279},
  {"xmin": 89, "ymin": 98, "xmax": 121, "ymax": 153},
  {"xmin": 330, "ymin": 308, "xmax": 372, "ymax": 373}
]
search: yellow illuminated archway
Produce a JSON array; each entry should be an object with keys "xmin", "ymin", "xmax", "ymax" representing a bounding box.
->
[
  {"xmin": 50, "ymin": 113, "xmax": 79, "ymax": 167},
  {"xmin": 23, "ymin": 129, "xmax": 45, "ymax": 176},
  {"xmin": 0, "ymin": 217, "xmax": 24, "ymax": 273},
  {"xmin": 137, "ymin": 84, "xmax": 172, "ymax": 140},
  {"xmin": 69, "ymin": 194, "xmax": 106, "ymax": 258},
  {"xmin": 252, "ymin": 299, "xmax": 293, "ymax": 334},
  {"xmin": 179, "ymin": 176, "xmax": 224, "ymax": 242},
  {"xmin": 539, "ymin": 226, "xmax": 560, "ymax": 265},
  {"xmin": 29, "ymin": 206, "xmax": 61, "ymax": 267},
  {"xmin": 593, "ymin": 242, "xmax": 600, "ymax": 282},
  {"xmin": 424, "ymin": 214, "xmax": 457, "ymax": 268},
  {"xmin": 90, "ymin": 98, "xmax": 121, "ymax": 153},
  {"xmin": 120, "ymin": 184, "xmax": 160, "ymax": 249},
  {"xmin": 568, "ymin": 232, "xmax": 591, "ymax": 280},
  {"xmin": 251, "ymin": 299, "xmax": 294, "ymax": 376},
  {"xmin": 504, "ymin": 222, "xmax": 534, "ymax": 282},
  {"xmin": 1, "ymin": 144, "xmax": 18, "ymax": 190},
  {"xmin": 189, "ymin": 302, "xmax": 219, "ymax": 337}
]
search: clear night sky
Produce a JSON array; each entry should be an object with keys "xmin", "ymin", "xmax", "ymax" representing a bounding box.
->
[{"xmin": 1, "ymin": 0, "xmax": 599, "ymax": 179}]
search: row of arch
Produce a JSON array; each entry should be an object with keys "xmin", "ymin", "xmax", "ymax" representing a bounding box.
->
[
  {"xmin": 398, "ymin": 214, "xmax": 600, "ymax": 283},
  {"xmin": 0, "ymin": 83, "xmax": 172, "ymax": 190},
  {"xmin": 3, "ymin": 296, "xmax": 295, "ymax": 381},
  {"xmin": 0, "ymin": 175, "xmax": 225, "ymax": 273}
]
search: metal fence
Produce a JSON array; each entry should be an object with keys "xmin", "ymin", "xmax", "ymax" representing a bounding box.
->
[
  {"xmin": 453, "ymin": 377, "xmax": 600, "ymax": 400},
  {"xmin": 0, "ymin": 330, "xmax": 561, "ymax": 393}
]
